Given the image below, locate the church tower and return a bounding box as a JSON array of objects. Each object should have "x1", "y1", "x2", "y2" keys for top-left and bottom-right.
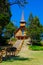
[{"x1": 15, "y1": 10, "x2": 27, "y2": 39}]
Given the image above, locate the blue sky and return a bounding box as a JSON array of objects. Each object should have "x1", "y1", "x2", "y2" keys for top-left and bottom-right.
[{"x1": 10, "y1": 0, "x2": 43, "y2": 27}]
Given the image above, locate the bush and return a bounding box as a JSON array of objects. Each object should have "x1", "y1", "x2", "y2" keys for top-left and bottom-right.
[
  {"x1": 11, "y1": 37, "x2": 17, "y2": 42},
  {"x1": 31, "y1": 39, "x2": 41, "y2": 46},
  {"x1": 29, "y1": 45, "x2": 43, "y2": 51},
  {"x1": 40, "y1": 41, "x2": 43, "y2": 46}
]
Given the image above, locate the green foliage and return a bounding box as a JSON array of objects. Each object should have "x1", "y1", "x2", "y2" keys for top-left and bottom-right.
[
  {"x1": 0, "y1": 0, "x2": 11, "y2": 36},
  {"x1": 29, "y1": 45, "x2": 43, "y2": 51},
  {"x1": 4, "y1": 22, "x2": 17, "y2": 39},
  {"x1": 0, "y1": 0, "x2": 11, "y2": 46},
  {"x1": 5, "y1": 22, "x2": 17, "y2": 32},
  {"x1": 0, "y1": 0, "x2": 28, "y2": 46},
  {"x1": 11, "y1": 37, "x2": 17, "y2": 41},
  {"x1": 27, "y1": 13, "x2": 43, "y2": 45}
]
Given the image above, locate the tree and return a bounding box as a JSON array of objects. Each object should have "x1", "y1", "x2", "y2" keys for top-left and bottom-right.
[
  {"x1": 27, "y1": 13, "x2": 43, "y2": 45},
  {"x1": 0, "y1": 0, "x2": 11, "y2": 46},
  {"x1": 0, "y1": 0, "x2": 27, "y2": 46},
  {"x1": 8, "y1": 0, "x2": 28, "y2": 7},
  {"x1": 4, "y1": 22, "x2": 17, "y2": 39},
  {"x1": 0, "y1": 0, "x2": 11, "y2": 35}
]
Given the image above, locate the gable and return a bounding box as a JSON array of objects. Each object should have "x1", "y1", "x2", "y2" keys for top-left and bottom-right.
[{"x1": 15, "y1": 29, "x2": 22, "y2": 36}]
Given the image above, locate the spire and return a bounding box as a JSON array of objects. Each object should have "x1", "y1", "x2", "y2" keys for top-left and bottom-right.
[{"x1": 21, "y1": 10, "x2": 25, "y2": 22}]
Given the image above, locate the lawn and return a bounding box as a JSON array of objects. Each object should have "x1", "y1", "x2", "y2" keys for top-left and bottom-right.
[{"x1": 0, "y1": 45, "x2": 43, "y2": 65}]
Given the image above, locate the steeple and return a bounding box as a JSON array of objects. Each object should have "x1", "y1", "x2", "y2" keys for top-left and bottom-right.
[
  {"x1": 21, "y1": 10, "x2": 25, "y2": 22},
  {"x1": 20, "y1": 10, "x2": 26, "y2": 27}
]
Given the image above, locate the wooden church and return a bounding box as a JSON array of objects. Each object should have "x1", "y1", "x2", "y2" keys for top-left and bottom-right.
[{"x1": 15, "y1": 11, "x2": 28, "y2": 39}]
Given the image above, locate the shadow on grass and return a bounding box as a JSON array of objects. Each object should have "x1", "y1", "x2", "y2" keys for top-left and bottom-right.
[{"x1": 2, "y1": 56, "x2": 33, "y2": 62}]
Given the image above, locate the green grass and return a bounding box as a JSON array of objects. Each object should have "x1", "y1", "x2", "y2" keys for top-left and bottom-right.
[
  {"x1": 0, "y1": 44, "x2": 43, "y2": 65},
  {"x1": 29, "y1": 45, "x2": 43, "y2": 50},
  {"x1": 0, "y1": 51, "x2": 43, "y2": 65}
]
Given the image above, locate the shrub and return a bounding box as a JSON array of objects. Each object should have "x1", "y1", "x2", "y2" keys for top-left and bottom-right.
[
  {"x1": 11, "y1": 37, "x2": 17, "y2": 42},
  {"x1": 29, "y1": 45, "x2": 43, "y2": 51}
]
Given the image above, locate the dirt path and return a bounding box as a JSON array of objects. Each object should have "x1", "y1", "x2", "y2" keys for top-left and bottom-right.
[
  {"x1": 18, "y1": 40, "x2": 33, "y2": 58},
  {"x1": 18, "y1": 40, "x2": 43, "y2": 65}
]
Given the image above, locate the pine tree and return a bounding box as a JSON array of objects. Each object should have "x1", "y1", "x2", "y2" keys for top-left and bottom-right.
[
  {"x1": 0, "y1": 0, "x2": 11, "y2": 46},
  {"x1": 27, "y1": 13, "x2": 43, "y2": 45}
]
